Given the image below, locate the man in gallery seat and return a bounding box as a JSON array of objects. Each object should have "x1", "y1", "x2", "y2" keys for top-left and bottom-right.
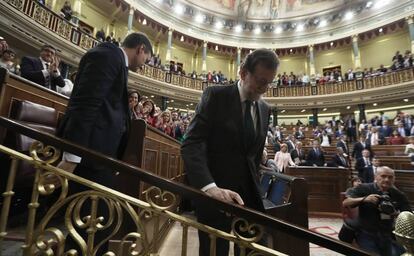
[
  {"x1": 182, "y1": 49, "x2": 279, "y2": 256},
  {"x1": 306, "y1": 140, "x2": 326, "y2": 167},
  {"x1": 20, "y1": 45, "x2": 65, "y2": 92},
  {"x1": 343, "y1": 166, "x2": 411, "y2": 256},
  {"x1": 56, "y1": 32, "x2": 152, "y2": 255}
]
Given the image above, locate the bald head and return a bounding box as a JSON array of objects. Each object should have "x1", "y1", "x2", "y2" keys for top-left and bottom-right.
[{"x1": 375, "y1": 166, "x2": 395, "y2": 191}]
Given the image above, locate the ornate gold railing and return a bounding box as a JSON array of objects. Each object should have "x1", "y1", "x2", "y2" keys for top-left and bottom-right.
[{"x1": 0, "y1": 117, "x2": 372, "y2": 256}]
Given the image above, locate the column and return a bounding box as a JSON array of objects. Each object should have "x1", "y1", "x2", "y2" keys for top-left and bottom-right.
[
  {"x1": 272, "y1": 107, "x2": 278, "y2": 126},
  {"x1": 201, "y1": 41, "x2": 207, "y2": 73},
  {"x1": 358, "y1": 104, "x2": 366, "y2": 123},
  {"x1": 312, "y1": 108, "x2": 318, "y2": 127},
  {"x1": 406, "y1": 15, "x2": 414, "y2": 53},
  {"x1": 236, "y1": 47, "x2": 241, "y2": 78},
  {"x1": 308, "y1": 45, "x2": 315, "y2": 75},
  {"x1": 166, "y1": 28, "x2": 173, "y2": 62},
  {"x1": 351, "y1": 34, "x2": 361, "y2": 69},
  {"x1": 127, "y1": 7, "x2": 134, "y2": 34},
  {"x1": 161, "y1": 96, "x2": 168, "y2": 111},
  {"x1": 72, "y1": 0, "x2": 82, "y2": 26}
]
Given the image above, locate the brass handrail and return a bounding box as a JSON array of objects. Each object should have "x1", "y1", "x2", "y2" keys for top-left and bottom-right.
[{"x1": 0, "y1": 117, "x2": 372, "y2": 255}]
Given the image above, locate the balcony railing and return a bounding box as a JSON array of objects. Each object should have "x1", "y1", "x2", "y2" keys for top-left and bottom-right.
[{"x1": 5, "y1": 0, "x2": 414, "y2": 99}]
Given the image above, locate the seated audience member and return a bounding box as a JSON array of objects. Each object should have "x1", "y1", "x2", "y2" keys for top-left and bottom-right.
[
  {"x1": 380, "y1": 120, "x2": 393, "y2": 137},
  {"x1": 291, "y1": 141, "x2": 306, "y2": 166},
  {"x1": 274, "y1": 143, "x2": 296, "y2": 173},
  {"x1": 343, "y1": 167, "x2": 411, "y2": 256},
  {"x1": 389, "y1": 130, "x2": 405, "y2": 145},
  {"x1": 261, "y1": 149, "x2": 278, "y2": 173},
  {"x1": 285, "y1": 135, "x2": 296, "y2": 153},
  {"x1": 60, "y1": 1, "x2": 72, "y2": 21},
  {"x1": 356, "y1": 149, "x2": 373, "y2": 180},
  {"x1": 335, "y1": 125, "x2": 345, "y2": 138},
  {"x1": 359, "y1": 119, "x2": 368, "y2": 134},
  {"x1": 137, "y1": 99, "x2": 155, "y2": 124},
  {"x1": 331, "y1": 147, "x2": 349, "y2": 168},
  {"x1": 306, "y1": 140, "x2": 326, "y2": 167},
  {"x1": 404, "y1": 136, "x2": 414, "y2": 165},
  {"x1": 174, "y1": 118, "x2": 189, "y2": 142},
  {"x1": 319, "y1": 130, "x2": 332, "y2": 147},
  {"x1": 367, "y1": 127, "x2": 385, "y2": 146},
  {"x1": 336, "y1": 134, "x2": 349, "y2": 156},
  {"x1": 0, "y1": 37, "x2": 8, "y2": 52},
  {"x1": 20, "y1": 45, "x2": 65, "y2": 92},
  {"x1": 156, "y1": 110, "x2": 174, "y2": 137},
  {"x1": 295, "y1": 126, "x2": 305, "y2": 140},
  {"x1": 128, "y1": 90, "x2": 141, "y2": 120},
  {"x1": 377, "y1": 64, "x2": 387, "y2": 73},
  {"x1": 0, "y1": 49, "x2": 18, "y2": 74}
]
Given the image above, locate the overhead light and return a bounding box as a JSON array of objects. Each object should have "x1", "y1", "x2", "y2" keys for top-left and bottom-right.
[
  {"x1": 234, "y1": 24, "x2": 242, "y2": 33},
  {"x1": 275, "y1": 26, "x2": 282, "y2": 33},
  {"x1": 170, "y1": 99, "x2": 174, "y2": 103},
  {"x1": 378, "y1": 28, "x2": 383, "y2": 33},
  {"x1": 190, "y1": 103, "x2": 193, "y2": 106},
  {"x1": 366, "y1": 1, "x2": 373, "y2": 8},
  {"x1": 174, "y1": 4, "x2": 184, "y2": 15},
  {"x1": 215, "y1": 45, "x2": 219, "y2": 51},
  {"x1": 319, "y1": 19, "x2": 327, "y2": 27},
  {"x1": 195, "y1": 14, "x2": 204, "y2": 23},
  {"x1": 281, "y1": 109, "x2": 286, "y2": 113},
  {"x1": 346, "y1": 106, "x2": 351, "y2": 109},
  {"x1": 142, "y1": 18, "x2": 147, "y2": 25},
  {"x1": 166, "y1": 100, "x2": 170, "y2": 103},
  {"x1": 301, "y1": 109, "x2": 306, "y2": 113},
  {"x1": 373, "y1": 103, "x2": 378, "y2": 106},
  {"x1": 322, "y1": 108, "x2": 327, "y2": 111},
  {"x1": 254, "y1": 26, "x2": 261, "y2": 34},
  {"x1": 404, "y1": 98, "x2": 409, "y2": 102},
  {"x1": 215, "y1": 21, "x2": 224, "y2": 29},
  {"x1": 374, "y1": 0, "x2": 391, "y2": 9},
  {"x1": 289, "y1": 49, "x2": 293, "y2": 53},
  {"x1": 249, "y1": 49, "x2": 253, "y2": 54},
  {"x1": 150, "y1": 95, "x2": 154, "y2": 98},
  {"x1": 330, "y1": 42, "x2": 334, "y2": 46},
  {"x1": 180, "y1": 35, "x2": 184, "y2": 42},
  {"x1": 296, "y1": 23, "x2": 304, "y2": 32},
  {"x1": 345, "y1": 11, "x2": 354, "y2": 20}
]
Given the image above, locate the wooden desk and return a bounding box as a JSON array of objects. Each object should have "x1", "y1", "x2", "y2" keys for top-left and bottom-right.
[{"x1": 286, "y1": 166, "x2": 351, "y2": 215}]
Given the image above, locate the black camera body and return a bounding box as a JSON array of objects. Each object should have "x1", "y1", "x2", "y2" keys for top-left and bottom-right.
[{"x1": 378, "y1": 194, "x2": 396, "y2": 215}]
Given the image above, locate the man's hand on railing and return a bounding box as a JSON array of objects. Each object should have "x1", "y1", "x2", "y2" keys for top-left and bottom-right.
[{"x1": 205, "y1": 186, "x2": 244, "y2": 205}]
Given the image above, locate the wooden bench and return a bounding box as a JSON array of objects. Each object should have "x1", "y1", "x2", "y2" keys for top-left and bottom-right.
[
  {"x1": 371, "y1": 145, "x2": 406, "y2": 156},
  {"x1": 286, "y1": 166, "x2": 351, "y2": 215},
  {"x1": 375, "y1": 156, "x2": 414, "y2": 170},
  {"x1": 394, "y1": 170, "x2": 414, "y2": 208}
]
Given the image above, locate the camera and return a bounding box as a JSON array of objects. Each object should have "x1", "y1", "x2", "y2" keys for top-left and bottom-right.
[{"x1": 378, "y1": 194, "x2": 396, "y2": 215}]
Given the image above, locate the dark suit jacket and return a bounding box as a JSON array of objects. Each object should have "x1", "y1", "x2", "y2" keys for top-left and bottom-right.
[
  {"x1": 362, "y1": 166, "x2": 375, "y2": 183},
  {"x1": 380, "y1": 125, "x2": 393, "y2": 137},
  {"x1": 20, "y1": 56, "x2": 65, "y2": 91},
  {"x1": 336, "y1": 140, "x2": 349, "y2": 154},
  {"x1": 356, "y1": 157, "x2": 372, "y2": 178},
  {"x1": 306, "y1": 148, "x2": 325, "y2": 166},
  {"x1": 181, "y1": 84, "x2": 269, "y2": 212},
  {"x1": 294, "y1": 131, "x2": 305, "y2": 140},
  {"x1": 290, "y1": 148, "x2": 305, "y2": 164},
  {"x1": 332, "y1": 154, "x2": 349, "y2": 168},
  {"x1": 352, "y1": 142, "x2": 371, "y2": 159},
  {"x1": 367, "y1": 133, "x2": 385, "y2": 146},
  {"x1": 56, "y1": 42, "x2": 129, "y2": 187}
]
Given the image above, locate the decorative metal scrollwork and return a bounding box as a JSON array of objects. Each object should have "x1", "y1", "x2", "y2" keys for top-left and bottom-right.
[
  {"x1": 29, "y1": 141, "x2": 61, "y2": 165},
  {"x1": 144, "y1": 186, "x2": 176, "y2": 211},
  {"x1": 231, "y1": 217, "x2": 264, "y2": 243}
]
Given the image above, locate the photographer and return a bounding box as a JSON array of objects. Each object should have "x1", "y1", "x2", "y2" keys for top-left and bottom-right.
[{"x1": 343, "y1": 167, "x2": 411, "y2": 256}]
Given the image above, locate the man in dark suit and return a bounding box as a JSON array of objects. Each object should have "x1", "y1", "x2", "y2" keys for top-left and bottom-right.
[
  {"x1": 56, "y1": 32, "x2": 152, "y2": 255},
  {"x1": 20, "y1": 44, "x2": 65, "y2": 91},
  {"x1": 291, "y1": 141, "x2": 306, "y2": 166},
  {"x1": 336, "y1": 134, "x2": 349, "y2": 156},
  {"x1": 285, "y1": 135, "x2": 296, "y2": 153},
  {"x1": 362, "y1": 157, "x2": 380, "y2": 183},
  {"x1": 345, "y1": 115, "x2": 357, "y2": 143},
  {"x1": 355, "y1": 149, "x2": 373, "y2": 180},
  {"x1": 380, "y1": 120, "x2": 393, "y2": 137},
  {"x1": 331, "y1": 147, "x2": 349, "y2": 168},
  {"x1": 352, "y1": 135, "x2": 371, "y2": 159},
  {"x1": 367, "y1": 127, "x2": 385, "y2": 146},
  {"x1": 306, "y1": 140, "x2": 326, "y2": 167},
  {"x1": 181, "y1": 49, "x2": 279, "y2": 256}
]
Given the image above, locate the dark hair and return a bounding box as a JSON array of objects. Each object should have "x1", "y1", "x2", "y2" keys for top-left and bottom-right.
[
  {"x1": 240, "y1": 48, "x2": 279, "y2": 74},
  {"x1": 128, "y1": 90, "x2": 141, "y2": 102},
  {"x1": 142, "y1": 99, "x2": 155, "y2": 117},
  {"x1": 2, "y1": 49, "x2": 15, "y2": 55},
  {"x1": 351, "y1": 176, "x2": 361, "y2": 184},
  {"x1": 40, "y1": 44, "x2": 56, "y2": 52},
  {"x1": 122, "y1": 32, "x2": 153, "y2": 56}
]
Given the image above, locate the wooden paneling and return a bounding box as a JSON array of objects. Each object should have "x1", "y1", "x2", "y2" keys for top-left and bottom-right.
[
  {"x1": 395, "y1": 170, "x2": 414, "y2": 207},
  {"x1": 286, "y1": 166, "x2": 351, "y2": 214}
]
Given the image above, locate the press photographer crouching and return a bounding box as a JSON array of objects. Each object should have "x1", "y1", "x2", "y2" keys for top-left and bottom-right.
[{"x1": 342, "y1": 166, "x2": 412, "y2": 256}]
